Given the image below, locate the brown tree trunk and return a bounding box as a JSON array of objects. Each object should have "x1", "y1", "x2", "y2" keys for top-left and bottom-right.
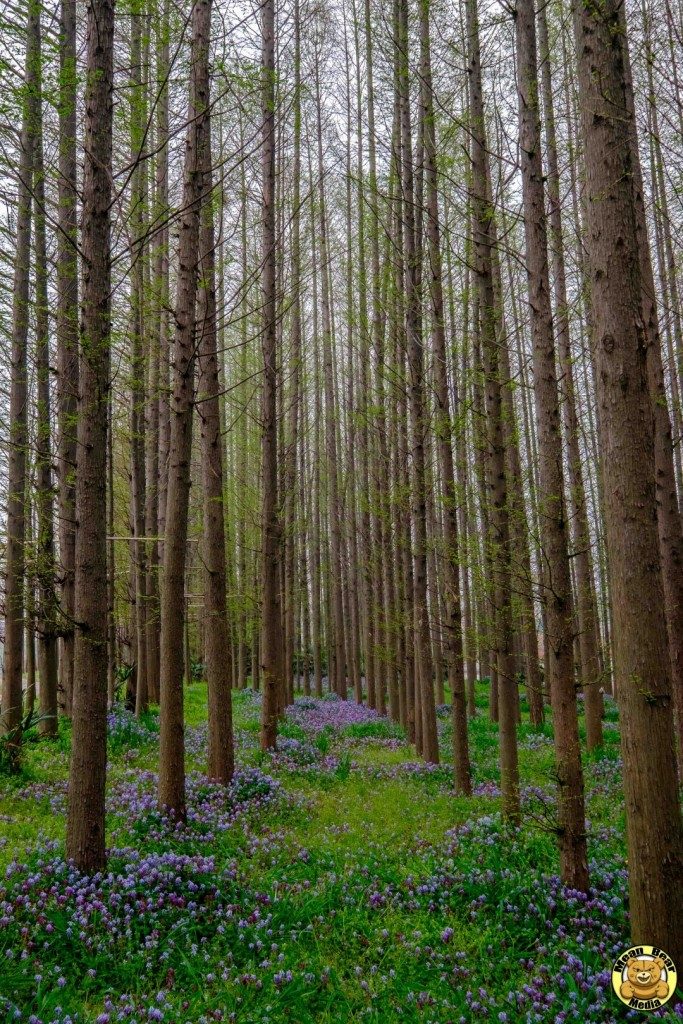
[
  {"x1": 516, "y1": 0, "x2": 588, "y2": 889},
  {"x1": 56, "y1": 0, "x2": 79, "y2": 719},
  {"x1": 397, "y1": 0, "x2": 439, "y2": 764},
  {"x1": 158, "y1": 0, "x2": 212, "y2": 816},
  {"x1": 466, "y1": 0, "x2": 518, "y2": 818},
  {"x1": 448, "y1": 244, "x2": 478, "y2": 716},
  {"x1": 107, "y1": 405, "x2": 116, "y2": 706},
  {"x1": 308, "y1": 186, "x2": 324, "y2": 702},
  {"x1": 33, "y1": 46, "x2": 59, "y2": 738},
  {"x1": 283, "y1": 0, "x2": 302, "y2": 709},
  {"x1": 314, "y1": 58, "x2": 347, "y2": 701},
  {"x1": 342, "y1": 28, "x2": 363, "y2": 707},
  {"x1": 146, "y1": 0, "x2": 169, "y2": 707},
  {"x1": 198, "y1": 111, "x2": 234, "y2": 785},
  {"x1": 259, "y1": 0, "x2": 283, "y2": 749},
  {"x1": 25, "y1": 608, "x2": 36, "y2": 721},
  {"x1": 571, "y1": 0, "x2": 683, "y2": 962},
  {"x1": 2, "y1": 0, "x2": 39, "y2": 762},
  {"x1": 537, "y1": 1, "x2": 602, "y2": 750},
  {"x1": 389, "y1": 139, "x2": 417, "y2": 740},
  {"x1": 621, "y1": 6, "x2": 683, "y2": 772},
  {"x1": 66, "y1": 0, "x2": 115, "y2": 872},
  {"x1": 130, "y1": 0, "x2": 148, "y2": 717},
  {"x1": 420, "y1": 0, "x2": 470, "y2": 791}
]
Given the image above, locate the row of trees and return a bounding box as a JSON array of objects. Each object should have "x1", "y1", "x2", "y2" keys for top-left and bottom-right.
[{"x1": 0, "y1": 0, "x2": 681, "y2": 964}]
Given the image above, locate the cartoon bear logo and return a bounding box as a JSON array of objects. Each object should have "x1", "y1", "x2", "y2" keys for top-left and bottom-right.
[
  {"x1": 620, "y1": 957, "x2": 669, "y2": 1001},
  {"x1": 612, "y1": 945, "x2": 677, "y2": 1011}
]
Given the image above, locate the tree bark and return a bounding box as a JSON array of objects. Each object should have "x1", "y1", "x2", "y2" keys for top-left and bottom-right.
[
  {"x1": 314, "y1": 57, "x2": 347, "y2": 701},
  {"x1": 66, "y1": 0, "x2": 115, "y2": 872},
  {"x1": 466, "y1": 0, "x2": 518, "y2": 818},
  {"x1": 198, "y1": 110, "x2": 234, "y2": 785},
  {"x1": 516, "y1": 0, "x2": 588, "y2": 889},
  {"x1": 158, "y1": 0, "x2": 212, "y2": 816},
  {"x1": 397, "y1": 0, "x2": 439, "y2": 764},
  {"x1": 621, "y1": 5, "x2": 683, "y2": 773},
  {"x1": 2, "y1": 0, "x2": 39, "y2": 763},
  {"x1": 130, "y1": 0, "x2": 148, "y2": 717},
  {"x1": 420, "y1": 0, "x2": 470, "y2": 791},
  {"x1": 56, "y1": 0, "x2": 79, "y2": 719},
  {"x1": 283, "y1": 0, "x2": 302, "y2": 709},
  {"x1": 33, "y1": 35, "x2": 59, "y2": 738},
  {"x1": 537, "y1": 1, "x2": 602, "y2": 751},
  {"x1": 571, "y1": 0, "x2": 683, "y2": 962},
  {"x1": 259, "y1": 0, "x2": 283, "y2": 749}
]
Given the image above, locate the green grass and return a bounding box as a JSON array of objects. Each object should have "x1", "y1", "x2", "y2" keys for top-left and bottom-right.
[{"x1": 0, "y1": 681, "x2": 675, "y2": 1024}]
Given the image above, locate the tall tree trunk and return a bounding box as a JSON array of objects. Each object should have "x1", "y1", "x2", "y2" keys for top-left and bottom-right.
[
  {"x1": 107, "y1": 404, "x2": 116, "y2": 706},
  {"x1": 363, "y1": 0, "x2": 384, "y2": 711},
  {"x1": 158, "y1": 0, "x2": 212, "y2": 815},
  {"x1": 343, "y1": 26, "x2": 363, "y2": 707},
  {"x1": 622, "y1": 6, "x2": 683, "y2": 772},
  {"x1": 398, "y1": 0, "x2": 439, "y2": 764},
  {"x1": 66, "y1": 0, "x2": 115, "y2": 872},
  {"x1": 314, "y1": 58, "x2": 347, "y2": 701},
  {"x1": 571, "y1": 0, "x2": 683, "y2": 962},
  {"x1": 198, "y1": 110, "x2": 234, "y2": 785},
  {"x1": 33, "y1": 37, "x2": 59, "y2": 738},
  {"x1": 420, "y1": 0, "x2": 470, "y2": 791},
  {"x1": 146, "y1": 0, "x2": 169, "y2": 706},
  {"x1": 2, "y1": 0, "x2": 39, "y2": 762},
  {"x1": 466, "y1": 0, "x2": 518, "y2": 819},
  {"x1": 56, "y1": 0, "x2": 79, "y2": 718},
  {"x1": 259, "y1": 0, "x2": 283, "y2": 748},
  {"x1": 130, "y1": 0, "x2": 148, "y2": 717},
  {"x1": 537, "y1": 1, "x2": 602, "y2": 749},
  {"x1": 283, "y1": 0, "x2": 302, "y2": 709},
  {"x1": 308, "y1": 174, "x2": 323, "y2": 702},
  {"x1": 516, "y1": 0, "x2": 588, "y2": 890}
]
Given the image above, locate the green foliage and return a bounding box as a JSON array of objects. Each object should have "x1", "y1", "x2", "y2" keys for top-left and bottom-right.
[
  {"x1": 340, "y1": 719, "x2": 405, "y2": 741},
  {"x1": 0, "y1": 682, "x2": 648, "y2": 1024},
  {"x1": 190, "y1": 656, "x2": 205, "y2": 683},
  {"x1": 106, "y1": 705, "x2": 159, "y2": 754},
  {"x1": 0, "y1": 708, "x2": 51, "y2": 777},
  {"x1": 314, "y1": 726, "x2": 333, "y2": 753},
  {"x1": 334, "y1": 750, "x2": 351, "y2": 780}
]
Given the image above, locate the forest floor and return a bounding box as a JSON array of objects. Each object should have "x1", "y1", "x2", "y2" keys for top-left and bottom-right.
[{"x1": 0, "y1": 683, "x2": 679, "y2": 1024}]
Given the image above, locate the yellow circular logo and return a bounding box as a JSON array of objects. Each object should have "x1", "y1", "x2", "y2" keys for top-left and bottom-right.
[{"x1": 612, "y1": 945, "x2": 677, "y2": 1011}]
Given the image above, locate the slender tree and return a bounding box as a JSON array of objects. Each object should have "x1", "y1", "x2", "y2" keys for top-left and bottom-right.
[
  {"x1": 66, "y1": 0, "x2": 115, "y2": 872},
  {"x1": 33, "y1": 23, "x2": 59, "y2": 738},
  {"x1": 420, "y1": 0, "x2": 470, "y2": 791},
  {"x1": 259, "y1": 0, "x2": 283, "y2": 749},
  {"x1": 515, "y1": 0, "x2": 588, "y2": 889},
  {"x1": 397, "y1": 0, "x2": 439, "y2": 763},
  {"x1": 2, "y1": 0, "x2": 41, "y2": 763},
  {"x1": 314, "y1": 49, "x2": 347, "y2": 701},
  {"x1": 56, "y1": 0, "x2": 79, "y2": 718},
  {"x1": 537, "y1": 0, "x2": 602, "y2": 751},
  {"x1": 466, "y1": 0, "x2": 519, "y2": 819},
  {"x1": 158, "y1": 0, "x2": 213, "y2": 816},
  {"x1": 198, "y1": 105, "x2": 235, "y2": 785}
]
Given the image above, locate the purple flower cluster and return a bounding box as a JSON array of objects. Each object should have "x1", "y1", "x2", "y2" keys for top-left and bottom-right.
[
  {"x1": 105, "y1": 766, "x2": 287, "y2": 848},
  {"x1": 266, "y1": 736, "x2": 342, "y2": 776},
  {"x1": 106, "y1": 708, "x2": 159, "y2": 750},
  {"x1": 14, "y1": 780, "x2": 68, "y2": 816},
  {"x1": 285, "y1": 695, "x2": 383, "y2": 734}
]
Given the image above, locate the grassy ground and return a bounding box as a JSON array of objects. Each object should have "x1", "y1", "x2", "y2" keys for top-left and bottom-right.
[{"x1": 0, "y1": 682, "x2": 678, "y2": 1024}]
